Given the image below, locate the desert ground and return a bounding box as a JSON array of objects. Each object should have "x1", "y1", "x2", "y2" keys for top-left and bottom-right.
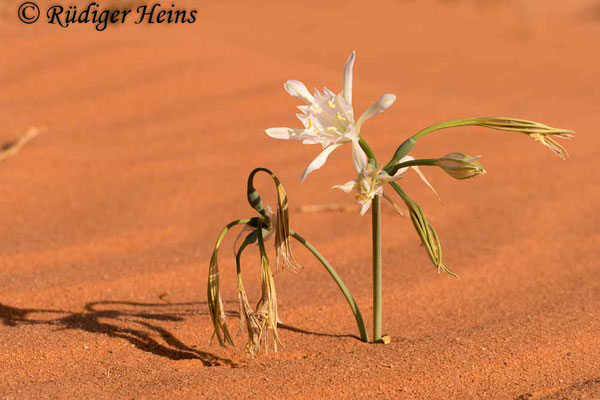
[{"x1": 1, "y1": 0, "x2": 599, "y2": 398}]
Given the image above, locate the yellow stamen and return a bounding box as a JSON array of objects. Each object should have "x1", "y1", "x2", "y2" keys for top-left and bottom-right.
[
  {"x1": 327, "y1": 99, "x2": 336, "y2": 109},
  {"x1": 336, "y1": 112, "x2": 347, "y2": 122},
  {"x1": 326, "y1": 126, "x2": 340, "y2": 134}
]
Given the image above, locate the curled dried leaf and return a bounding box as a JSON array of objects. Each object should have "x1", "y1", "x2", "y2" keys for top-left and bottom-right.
[{"x1": 247, "y1": 168, "x2": 301, "y2": 272}]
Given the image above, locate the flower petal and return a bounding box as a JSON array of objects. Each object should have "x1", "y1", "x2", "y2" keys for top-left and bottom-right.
[
  {"x1": 377, "y1": 170, "x2": 396, "y2": 183},
  {"x1": 332, "y1": 180, "x2": 356, "y2": 193},
  {"x1": 356, "y1": 94, "x2": 396, "y2": 130},
  {"x1": 411, "y1": 165, "x2": 441, "y2": 202},
  {"x1": 284, "y1": 80, "x2": 314, "y2": 104},
  {"x1": 323, "y1": 87, "x2": 336, "y2": 98},
  {"x1": 388, "y1": 155, "x2": 440, "y2": 200},
  {"x1": 302, "y1": 138, "x2": 321, "y2": 145},
  {"x1": 300, "y1": 143, "x2": 343, "y2": 182},
  {"x1": 391, "y1": 155, "x2": 414, "y2": 178},
  {"x1": 342, "y1": 51, "x2": 356, "y2": 104},
  {"x1": 265, "y1": 127, "x2": 306, "y2": 140},
  {"x1": 382, "y1": 192, "x2": 405, "y2": 216},
  {"x1": 359, "y1": 200, "x2": 372, "y2": 216},
  {"x1": 351, "y1": 139, "x2": 368, "y2": 173}
]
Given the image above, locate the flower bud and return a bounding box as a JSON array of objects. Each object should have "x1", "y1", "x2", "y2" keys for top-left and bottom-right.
[{"x1": 435, "y1": 152, "x2": 486, "y2": 180}]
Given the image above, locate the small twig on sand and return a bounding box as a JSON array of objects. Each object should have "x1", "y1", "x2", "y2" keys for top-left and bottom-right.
[
  {"x1": 299, "y1": 202, "x2": 405, "y2": 216},
  {"x1": 298, "y1": 203, "x2": 359, "y2": 213},
  {"x1": 0, "y1": 126, "x2": 44, "y2": 163}
]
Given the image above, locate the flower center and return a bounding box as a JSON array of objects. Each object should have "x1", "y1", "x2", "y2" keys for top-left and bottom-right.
[{"x1": 305, "y1": 89, "x2": 355, "y2": 141}]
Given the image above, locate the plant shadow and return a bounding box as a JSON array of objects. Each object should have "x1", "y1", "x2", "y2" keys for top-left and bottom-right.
[
  {"x1": 0, "y1": 300, "x2": 237, "y2": 367},
  {"x1": 277, "y1": 322, "x2": 360, "y2": 340},
  {"x1": 0, "y1": 300, "x2": 360, "y2": 365}
]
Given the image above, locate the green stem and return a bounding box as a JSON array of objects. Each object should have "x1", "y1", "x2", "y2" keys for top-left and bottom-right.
[
  {"x1": 359, "y1": 136, "x2": 384, "y2": 342},
  {"x1": 358, "y1": 137, "x2": 377, "y2": 165},
  {"x1": 384, "y1": 158, "x2": 438, "y2": 176},
  {"x1": 289, "y1": 230, "x2": 369, "y2": 342},
  {"x1": 372, "y1": 195, "x2": 382, "y2": 342},
  {"x1": 411, "y1": 118, "x2": 482, "y2": 141},
  {"x1": 385, "y1": 117, "x2": 484, "y2": 168},
  {"x1": 388, "y1": 181, "x2": 409, "y2": 202}
]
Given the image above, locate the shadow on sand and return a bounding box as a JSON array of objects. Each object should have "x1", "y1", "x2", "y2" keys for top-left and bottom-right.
[
  {"x1": 0, "y1": 300, "x2": 236, "y2": 366},
  {"x1": 0, "y1": 300, "x2": 358, "y2": 366}
]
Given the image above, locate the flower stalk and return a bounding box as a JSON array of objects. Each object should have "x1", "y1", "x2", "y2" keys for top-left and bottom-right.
[
  {"x1": 358, "y1": 139, "x2": 384, "y2": 342},
  {"x1": 371, "y1": 195, "x2": 382, "y2": 342}
]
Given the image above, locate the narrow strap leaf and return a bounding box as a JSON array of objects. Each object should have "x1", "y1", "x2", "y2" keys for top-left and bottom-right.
[
  {"x1": 207, "y1": 219, "x2": 252, "y2": 347},
  {"x1": 289, "y1": 229, "x2": 369, "y2": 342}
]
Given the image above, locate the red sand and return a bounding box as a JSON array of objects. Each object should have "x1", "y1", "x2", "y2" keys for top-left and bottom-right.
[{"x1": 1, "y1": 0, "x2": 599, "y2": 398}]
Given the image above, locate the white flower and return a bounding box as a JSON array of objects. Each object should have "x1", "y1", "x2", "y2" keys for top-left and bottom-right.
[
  {"x1": 265, "y1": 51, "x2": 396, "y2": 181},
  {"x1": 334, "y1": 146, "x2": 437, "y2": 216}
]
